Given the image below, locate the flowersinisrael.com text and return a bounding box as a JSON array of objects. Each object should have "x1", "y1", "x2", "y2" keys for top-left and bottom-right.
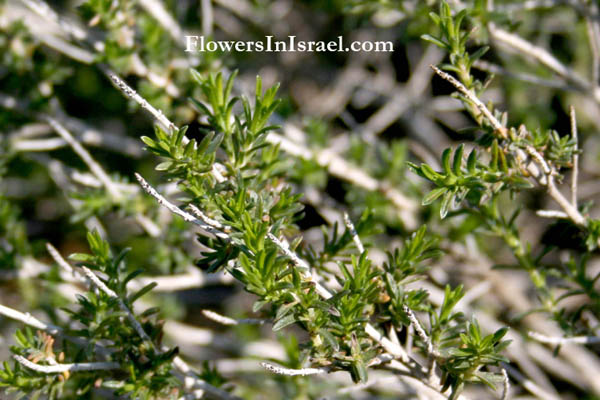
[{"x1": 184, "y1": 35, "x2": 394, "y2": 53}]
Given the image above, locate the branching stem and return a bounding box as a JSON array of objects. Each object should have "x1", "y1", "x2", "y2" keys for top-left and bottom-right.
[
  {"x1": 343, "y1": 212, "x2": 365, "y2": 254},
  {"x1": 528, "y1": 331, "x2": 600, "y2": 345},
  {"x1": 431, "y1": 65, "x2": 588, "y2": 227},
  {"x1": 202, "y1": 310, "x2": 268, "y2": 326},
  {"x1": 13, "y1": 355, "x2": 119, "y2": 373},
  {"x1": 260, "y1": 362, "x2": 329, "y2": 376}
]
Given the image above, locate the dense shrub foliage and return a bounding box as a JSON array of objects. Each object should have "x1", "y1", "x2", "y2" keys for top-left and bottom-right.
[{"x1": 2, "y1": 0, "x2": 600, "y2": 399}]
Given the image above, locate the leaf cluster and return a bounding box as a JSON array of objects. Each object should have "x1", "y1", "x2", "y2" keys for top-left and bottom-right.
[
  {"x1": 0, "y1": 232, "x2": 179, "y2": 399},
  {"x1": 409, "y1": 142, "x2": 532, "y2": 218}
]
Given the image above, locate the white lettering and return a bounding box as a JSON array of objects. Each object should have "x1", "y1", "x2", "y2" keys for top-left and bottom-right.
[{"x1": 185, "y1": 36, "x2": 198, "y2": 52}]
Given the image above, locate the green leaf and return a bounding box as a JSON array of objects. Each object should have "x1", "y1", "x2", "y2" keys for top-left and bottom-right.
[
  {"x1": 454, "y1": 9, "x2": 468, "y2": 34},
  {"x1": 475, "y1": 371, "x2": 503, "y2": 389},
  {"x1": 350, "y1": 360, "x2": 368, "y2": 384},
  {"x1": 440, "y1": 190, "x2": 453, "y2": 218},
  {"x1": 122, "y1": 269, "x2": 144, "y2": 286},
  {"x1": 469, "y1": 46, "x2": 489, "y2": 62},
  {"x1": 128, "y1": 282, "x2": 158, "y2": 304},
  {"x1": 272, "y1": 314, "x2": 297, "y2": 331},
  {"x1": 492, "y1": 327, "x2": 509, "y2": 342},
  {"x1": 141, "y1": 136, "x2": 156, "y2": 147},
  {"x1": 155, "y1": 161, "x2": 173, "y2": 171},
  {"x1": 190, "y1": 68, "x2": 204, "y2": 85},
  {"x1": 140, "y1": 307, "x2": 161, "y2": 318},
  {"x1": 467, "y1": 149, "x2": 477, "y2": 173},
  {"x1": 490, "y1": 140, "x2": 499, "y2": 170},
  {"x1": 69, "y1": 253, "x2": 94, "y2": 262},
  {"x1": 421, "y1": 34, "x2": 447, "y2": 49},
  {"x1": 423, "y1": 187, "x2": 448, "y2": 206},
  {"x1": 420, "y1": 164, "x2": 441, "y2": 181},
  {"x1": 452, "y1": 144, "x2": 464, "y2": 176},
  {"x1": 442, "y1": 148, "x2": 452, "y2": 175},
  {"x1": 275, "y1": 302, "x2": 296, "y2": 321},
  {"x1": 252, "y1": 300, "x2": 268, "y2": 313},
  {"x1": 428, "y1": 11, "x2": 441, "y2": 26},
  {"x1": 319, "y1": 329, "x2": 339, "y2": 351}
]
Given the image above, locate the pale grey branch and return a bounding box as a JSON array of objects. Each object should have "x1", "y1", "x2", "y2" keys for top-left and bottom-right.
[
  {"x1": 260, "y1": 362, "x2": 328, "y2": 376},
  {"x1": 343, "y1": 212, "x2": 365, "y2": 254},
  {"x1": 135, "y1": 173, "x2": 230, "y2": 239},
  {"x1": 529, "y1": 331, "x2": 600, "y2": 345},
  {"x1": 202, "y1": 310, "x2": 268, "y2": 326},
  {"x1": 14, "y1": 355, "x2": 119, "y2": 373}
]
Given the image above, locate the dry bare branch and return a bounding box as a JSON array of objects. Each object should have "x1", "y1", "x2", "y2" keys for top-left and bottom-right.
[{"x1": 13, "y1": 355, "x2": 119, "y2": 373}]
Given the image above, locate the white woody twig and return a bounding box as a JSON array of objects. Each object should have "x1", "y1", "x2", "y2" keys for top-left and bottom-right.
[
  {"x1": 503, "y1": 363, "x2": 560, "y2": 400},
  {"x1": 402, "y1": 305, "x2": 438, "y2": 358},
  {"x1": 135, "y1": 173, "x2": 230, "y2": 240},
  {"x1": 473, "y1": 60, "x2": 575, "y2": 90},
  {"x1": 586, "y1": 14, "x2": 600, "y2": 85},
  {"x1": 402, "y1": 304, "x2": 439, "y2": 381},
  {"x1": 19, "y1": 0, "x2": 103, "y2": 51},
  {"x1": 536, "y1": 210, "x2": 569, "y2": 219},
  {"x1": 488, "y1": 24, "x2": 593, "y2": 98},
  {"x1": 136, "y1": 0, "x2": 183, "y2": 44},
  {"x1": 11, "y1": 132, "x2": 139, "y2": 158},
  {"x1": 172, "y1": 356, "x2": 241, "y2": 400},
  {"x1": 501, "y1": 367, "x2": 510, "y2": 400},
  {"x1": 0, "y1": 93, "x2": 159, "y2": 236},
  {"x1": 528, "y1": 331, "x2": 600, "y2": 345},
  {"x1": 0, "y1": 302, "x2": 114, "y2": 357},
  {"x1": 343, "y1": 212, "x2": 365, "y2": 254},
  {"x1": 202, "y1": 310, "x2": 267, "y2": 326},
  {"x1": 569, "y1": 106, "x2": 579, "y2": 208},
  {"x1": 108, "y1": 74, "x2": 177, "y2": 133},
  {"x1": 0, "y1": 304, "x2": 61, "y2": 336},
  {"x1": 11, "y1": 137, "x2": 67, "y2": 152},
  {"x1": 260, "y1": 362, "x2": 328, "y2": 376},
  {"x1": 267, "y1": 232, "x2": 337, "y2": 298},
  {"x1": 2, "y1": 93, "x2": 142, "y2": 158},
  {"x1": 188, "y1": 204, "x2": 227, "y2": 230},
  {"x1": 266, "y1": 233, "x2": 311, "y2": 270},
  {"x1": 46, "y1": 243, "x2": 91, "y2": 285},
  {"x1": 19, "y1": 0, "x2": 180, "y2": 96},
  {"x1": 201, "y1": 0, "x2": 214, "y2": 36},
  {"x1": 497, "y1": 0, "x2": 583, "y2": 14},
  {"x1": 136, "y1": 144, "x2": 414, "y2": 373},
  {"x1": 163, "y1": 320, "x2": 229, "y2": 347},
  {"x1": 44, "y1": 117, "x2": 122, "y2": 201},
  {"x1": 430, "y1": 65, "x2": 506, "y2": 137},
  {"x1": 83, "y1": 265, "x2": 153, "y2": 344},
  {"x1": 13, "y1": 355, "x2": 119, "y2": 373}
]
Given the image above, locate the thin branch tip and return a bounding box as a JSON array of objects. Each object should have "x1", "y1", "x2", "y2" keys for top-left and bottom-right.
[{"x1": 260, "y1": 362, "x2": 327, "y2": 376}]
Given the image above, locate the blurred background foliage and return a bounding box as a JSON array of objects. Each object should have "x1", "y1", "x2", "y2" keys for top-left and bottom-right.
[{"x1": 2, "y1": 0, "x2": 600, "y2": 398}]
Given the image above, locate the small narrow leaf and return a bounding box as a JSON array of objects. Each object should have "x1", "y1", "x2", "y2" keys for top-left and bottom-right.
[
  {"x1": 421, "y1": 34, "x2": 448, "y2": 49},
  {"x1": 442, "y1": 148, "x2": 452, "y2": 175},
  {"x1": 440, "y1": 190, "x2": 454, "y2": 218},
  {"x1": 452, "y1": 144, "x2": 464, "y2": 176},
  {"x1": 423, "y1": 187, "x2": 448, "y2": 206},
  {"x1": 128, "y1": 282, "x2": 158, "y2": 304},
  {"x1": 272, "y1": 314, "x2": 297, "y2": 331},
  {"x1": 467, "y1": 149, "x2": 477, "y2": 173}
]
